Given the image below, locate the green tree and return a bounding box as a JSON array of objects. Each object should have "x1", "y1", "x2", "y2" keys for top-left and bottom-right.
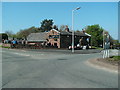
[
  {"x1": 16, "y1": 26, "x2": 40, "y2": 39},
  {"x1": 112, "y1": 39, "x2": 120, "y2": 48},
  {"x1": 0, "y1": 33, "x2": 8, "y2": 42},
  {"x1": 5, "y1": 30, "x2": 17, "y2": 39},
  {"x1": 53, "y1": 25, "x2": 58, "y2": 30},
  {"x1": 40, "y1": 19, "x2": 54, "y2": 32},
  {"x1": 85, "y1": 24, "x2": 104, "y2": 47}
]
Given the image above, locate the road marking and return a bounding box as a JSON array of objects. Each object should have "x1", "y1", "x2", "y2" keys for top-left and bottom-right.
[
  {"x1": 13, "y1": 52, "x2": 45, "y2": 57},
  {"x1": 14, "y1": 52, "x2": 30, "y2": 57},
  {"x1": 40, "y1": 54, "x2": 44, "y2": 55}
]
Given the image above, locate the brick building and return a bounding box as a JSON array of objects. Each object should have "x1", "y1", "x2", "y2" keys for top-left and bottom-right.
[
  {"x1": 47, "y1": 29, "x2": 91, "y2": 48},
  {"x1": 27, "y1": 29, "x2": 91, "y2": 48}
]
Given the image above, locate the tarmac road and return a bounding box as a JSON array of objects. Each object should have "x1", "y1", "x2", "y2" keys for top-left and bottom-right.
[{"x1": 1, "y1": 48, "x2": 118, "y2": 88}]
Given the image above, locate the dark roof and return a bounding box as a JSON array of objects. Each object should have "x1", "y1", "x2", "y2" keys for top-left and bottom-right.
[
  {"x1": 60, "y1": 31, "x2": 72, "y2": 35},
  {"x1": 60, "y1": 31, "x2": 90, "y2": 37},
  {"x1": 27, "y1": 32, "x2": 47, "y2": 42},
  {"x1": 74, "y1": 32, "x2": 89, "y2": 36},
  {"x1": 50, "y1": 29, "x2": 90, "y2": 37}
]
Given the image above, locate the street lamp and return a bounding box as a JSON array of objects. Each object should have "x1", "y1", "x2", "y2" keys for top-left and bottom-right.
[{"x1": 72, "y1": 7, "x2": 81, "y2": 53}]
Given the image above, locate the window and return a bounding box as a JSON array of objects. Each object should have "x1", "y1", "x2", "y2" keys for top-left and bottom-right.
[
  {"x1": 54, "y1": 38, "x2": 58, "y2": 41},
  {"x1": 49, "y1": 35, "x2": 59, "y2": 39},
  {"x1": 49, "y1": 35, "x2": 52, "y2": 38}
]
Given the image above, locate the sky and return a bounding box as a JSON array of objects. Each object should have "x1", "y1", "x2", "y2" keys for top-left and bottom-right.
[
  {"x1": 1, "y1": 2, "x2": 118, "y2": 40},
  {"x1": 1, "y1": 0, "x2": 119, "y2": 2}
]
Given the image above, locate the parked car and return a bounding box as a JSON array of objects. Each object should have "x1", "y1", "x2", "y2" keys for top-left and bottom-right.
[
  {"x1": 68, "y1": 44, "x2": 82, "y2": 50},
  {"x1": 68, "y1": 45, "x2": 77, "y2": 50}
]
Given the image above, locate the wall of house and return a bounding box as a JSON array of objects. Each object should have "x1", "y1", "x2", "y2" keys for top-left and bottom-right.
[
  {"x1": 75, "y1": 36, "x2": 81, "y2": 45},
  {"x1": 60, "y1": 35, "x2": 90, "y2": 48},
  {"x1": 47, "y1": 30, "x2": 60, "y2": 48},
  {"x1": 60, "y1": 35, "x2": 72, "y2": 48}
]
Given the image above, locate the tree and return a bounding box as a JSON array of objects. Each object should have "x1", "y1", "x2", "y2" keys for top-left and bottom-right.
[
  {"x1": 111, "y1": 39, "x2": 120, "y2": 49},
  {"x1": 40, "y1": 19, "x2": 54, "y2": 32},
  {"x1": 5, "y1": 30, "x2": 14, "y2": 37},
  {"x1": 76, "y1": 30, "x2": 81, "y2": 33},
  {"x1": 53, "y1": 25, "x2": 58, "y2": 30},
  {"x1": 85, "y1": 24, "x2": 104, "y2": 47},
  {"x1": 16, "y1": 26, "x2": 40, "y2": 39},
  {"x1": 59, "y1": 25, "x2": 67, "y2": 32},
  {"x1": 0, "y1": 33, "x2": 8, "y2": 42},
  {"x1": 17, "y1": 30, "x2": 29, "y2": 39},
  {"x1": 5, "y1": 30, "x2": 18, "y2": 39}
]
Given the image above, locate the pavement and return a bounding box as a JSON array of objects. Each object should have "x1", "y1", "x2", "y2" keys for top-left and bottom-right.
[
  {"x1": 86, "y1": 49, "x2": 119, "y2": 74},
  {"x1": 1, "y1": 48, "x2": 118, "y2": 88},
  {"x1": 20, "y1": 48, "x2": 102, "y2": 54},
  {"x1": 86, "y1": 58, "x2": 118, "y2": 73}
]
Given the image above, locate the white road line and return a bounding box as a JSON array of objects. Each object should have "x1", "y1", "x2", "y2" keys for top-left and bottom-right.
[
  {"x1": 13, "y1": 52, "x2": 45, "y2": 57},
  {"x1": 14, "y1": 53, "x2": 30, "y2": 57}
]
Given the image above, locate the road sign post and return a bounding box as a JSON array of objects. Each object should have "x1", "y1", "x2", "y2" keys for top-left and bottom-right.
[{"x1": 103, "y1": 34, "x2": 110, "y2": 58}]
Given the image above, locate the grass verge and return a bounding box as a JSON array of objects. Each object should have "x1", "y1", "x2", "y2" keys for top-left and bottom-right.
[{"x1": 109, "y1": 56, "x2": 120, "y2": 61}]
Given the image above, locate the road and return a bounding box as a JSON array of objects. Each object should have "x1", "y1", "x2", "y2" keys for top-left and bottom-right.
[{"x1": 1, "y1": 48, "x2": 118, "y2": 88}]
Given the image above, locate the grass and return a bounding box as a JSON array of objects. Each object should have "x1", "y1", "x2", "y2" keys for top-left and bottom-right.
[
  {"x1": 2, "y1": 46, "x2": 10, "y2": 48},
  {"x1": 0, "y1": 45, "x2": 10, "y2": 48},
  {"x1": 91, "y1": 46, "x2": 103, "y2": 50},
  {"x1": 109, "y1": 56, "x2": 120, "y2": 61}
]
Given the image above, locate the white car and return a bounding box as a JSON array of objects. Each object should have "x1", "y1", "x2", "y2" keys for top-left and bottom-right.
[
  {"x1": 68, "y1": 45, "x2": 77, "y2": 50},
  {"x1": 68, "y1": 44, "x2": 82, "y2": 50}
]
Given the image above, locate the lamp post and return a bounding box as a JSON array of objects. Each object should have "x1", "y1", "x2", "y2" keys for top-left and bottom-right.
[{"x1": 72, "y1": 7, "x2": 81, "y2": 53}]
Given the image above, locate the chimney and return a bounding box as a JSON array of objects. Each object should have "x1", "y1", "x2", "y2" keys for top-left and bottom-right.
[
  {"x1": 82, "y1": 29, "x2": 85, "y2": 33},
  {"x1": 65, "y1": 25, "x2": 69, "y2": 32}
]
